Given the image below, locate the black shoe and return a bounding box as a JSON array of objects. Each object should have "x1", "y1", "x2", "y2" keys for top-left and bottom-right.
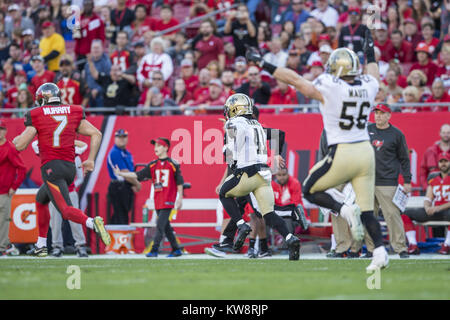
[
  {"x1": 233, "y1": 223, "x2": 252, "y2": 252},
  {"x1": 212, "y1": 242, "x2": 234, "y2": 253},
  {"x1": 258, "y1": 250, "x2": 272, "y2": 258},
  {"x1": 247, "y1": 247, "x2": 257, "y2": 258},
  {"x1": 286, "y1": 235, "x2": 301, "y2": 260},
  {"x1": 50, "y1": 247, "x2": 63, "y2": 257},
  {"x1": 76, "y1": 246, "x2": 88, "y2": 258},
  {"x1": 360, "y1": 252, "x2": 373, "y2": 258},
  {"x1": 347, "y1": 251, "x2": 360, "y2": 258},
  {"x1": 399, "y1": 251, "x2": 409, "y2": 259},
  {"x1": 29, "y1": 246, "x2": 48, "y2": 257},
  {"x1": 327, "y1": 251, "x2": 346, "y2": 258}
]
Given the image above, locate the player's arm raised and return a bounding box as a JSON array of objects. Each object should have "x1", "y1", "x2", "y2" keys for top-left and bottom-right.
[
  {"x1": 246, "y1": 48, "x2": 324, "y2": 104},
  {"x1": 77, "y1": 119, "x2": 102, "y2": 172},
  {"x1": 363, "y1": 28, "x2": 381, "y2": 84}
]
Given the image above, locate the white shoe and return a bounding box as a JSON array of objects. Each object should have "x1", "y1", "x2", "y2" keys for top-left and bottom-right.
[
  {"x1": 340, "y1": 204, "x2": 364, "y2": 242},
  {"x1": 366, "y1": 247, "x2": 389, "y2": 272}
]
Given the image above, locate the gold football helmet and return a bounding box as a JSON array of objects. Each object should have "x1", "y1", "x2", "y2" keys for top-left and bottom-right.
[
  {"x1": 224, "y1": 93, "x2": 253, "y2": 119},
  {"x1": 325, "y1": 48, "x2": 360, "y2": 78}
]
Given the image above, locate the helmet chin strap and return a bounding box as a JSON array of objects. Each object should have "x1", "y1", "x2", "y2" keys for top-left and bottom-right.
[{"x1": 336, "y1": 66, "x2": 343, "y2": 78}]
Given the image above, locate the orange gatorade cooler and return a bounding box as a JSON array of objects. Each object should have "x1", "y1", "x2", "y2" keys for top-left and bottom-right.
[
  {"x1": 105, "y1": 225, "x2": 137, "y2": 254},
  {"x1": 9, "y1": 189, "x2": 39, "y2": 243}
]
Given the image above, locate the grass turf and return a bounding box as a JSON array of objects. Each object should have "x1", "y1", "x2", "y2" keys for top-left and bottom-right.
[{"x1": 0, "y1": 258, "x2": 449, "y2": 300}]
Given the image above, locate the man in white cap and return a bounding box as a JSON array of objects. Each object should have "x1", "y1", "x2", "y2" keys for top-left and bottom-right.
[
  {"x1": 374, "y1": 23, "x2": 393, "y2": 62},
  {"x1": 5, "y1": 5, "x2": 34, "y2": 38}
]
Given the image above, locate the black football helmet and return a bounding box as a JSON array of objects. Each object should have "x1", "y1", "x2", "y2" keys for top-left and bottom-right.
[{"x1": 35, "y1": 83, "x2": 61, "y2": 106}]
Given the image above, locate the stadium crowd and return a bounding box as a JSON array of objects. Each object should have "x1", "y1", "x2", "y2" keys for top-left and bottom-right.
[{"x1": 0, "y1": 0, "x2": 450, "y2": 116}]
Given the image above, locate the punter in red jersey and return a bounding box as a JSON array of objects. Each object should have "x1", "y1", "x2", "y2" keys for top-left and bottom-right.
[
  {"x1": 12, "y1": 83, "x2": 110, "y2": 257},
  {"x1": 114, "y1": 137, "x2": 185, "y2": 258},
  {"x1": 402, "y1": 153, "x2": 450, "y2": 255}
]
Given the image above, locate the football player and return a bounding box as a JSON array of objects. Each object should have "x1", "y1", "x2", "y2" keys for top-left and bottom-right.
[
  {"x1": 13, "y1": 83, "x2": 110, "y2": 256},
  {"x1": 219, "y1": 93, "x2": 301, "y2": 260},
  {"x1": 246, "y1": 29, "x2": 388, "y2": 271}
]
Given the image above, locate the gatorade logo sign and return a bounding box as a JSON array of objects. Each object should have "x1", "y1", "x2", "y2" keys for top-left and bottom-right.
[
  {"x1": 13, "y1": 203, "x2": 37, "y2": 231},
  {"x1": 9, "y1": 190, "x2": 39, "y2": 243}
]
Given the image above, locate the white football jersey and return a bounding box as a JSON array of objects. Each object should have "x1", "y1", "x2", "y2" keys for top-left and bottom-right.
[
  {"x1": 224, "y1": 116, "x2": 268, "y2": 168},
  {"x1": 313, "y1": 73, "x2": 379, "y2": 146}
]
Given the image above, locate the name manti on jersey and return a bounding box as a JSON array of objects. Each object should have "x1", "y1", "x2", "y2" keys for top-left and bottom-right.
[
  {"x1": 313, "y1": 73, "x2": 379, "y2": 145},
  {"x1": 224, "y1": 117, "x2": 267, "y2": 168}
]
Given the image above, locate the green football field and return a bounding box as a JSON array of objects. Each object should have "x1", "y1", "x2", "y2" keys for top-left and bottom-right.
[{"x1": 1, "y1": 255, "x2": 449, "y2": 300}]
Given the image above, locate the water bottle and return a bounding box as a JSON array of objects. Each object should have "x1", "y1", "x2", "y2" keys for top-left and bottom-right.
[{"x1": 142, "y1": 205, "x2": 149, "y2": 223}]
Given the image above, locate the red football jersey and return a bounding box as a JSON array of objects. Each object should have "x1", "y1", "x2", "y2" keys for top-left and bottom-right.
[
  {"x1": 429, "y1": 174, "x2": 450, "y2": 206},
  {"x1": 57, "y1": 78, "x2": 82, "y2": 105},
  {"x1": 111, "y1": 50, "x2": 132, "y2": 71},
  {"x1": 25, "y1": 105, "x2": 85, "y2": 166},
  {"x1": 136, "y1": 158, "x2": 184, "y2": 210}
]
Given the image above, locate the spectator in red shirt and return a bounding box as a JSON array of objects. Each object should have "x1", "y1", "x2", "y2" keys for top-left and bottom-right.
[
  {"x1": 14, "y1": 87, "x2": 33, "y2": 119},
  {"x1": 437, "y1": 44, "x2": 450, "y2": 90},
  {"x1": 410, "y1": 43, "x2": 440, "y2": 86},
  {"x1": 131, "y1": 4, "x2": 153, "y2": 43},
  {"x1": 403, "y1": 18, "x2": 422, "y2": 51},
  {"x1": 419, "y1": 22, "x2": 440, "y2": 56},
  {"x1": 180, "y1": 59, "x2": 199, "y2": 92},
  {"x1": 374, "y1": 23, "x2": 394, "y2": 62},
  {"x1": 110, "y1": 31, "x2": 133, "y2": 72},
  {"x1": 267, "y1": 80, "x2": 298, "y2": 113},
  {"x1": 0, "y1": 91, "x2": 15, "y2": 118},
  {"x1": 28, "y1": 56, "x2": 55, "y2": 96},
  {"x1": 151, "y1": 5, "x2": 180, "y2": 42},
  {"x1": 419, "y1": 124, "x2": 450, "y2": 191},
  {"x1": 172, "y1": 78, "x2": 193, "y2": 106},
  {"x1": 0, "y1": 120, "x2": 26, "y2": 256},
  {"x1": 386, "y1": 30, "x2": 414, "y2": 63},
  {"x1": 6, "y1": 71, "x2": 27, "y2": 105},
  {"x1": 303, "y1": 60, "x2": 324, "y2": 82},
  {"x1": 194, "y1": 19, "x2": 225, "y2": 71},
  {"x1": 191, "y1": 79, "x2": 227, "y2": 114},
  {"x1": 406, "y1": 69, "x2": 431, "y2": 101},
  {"x1": 233, "y1": 56, "x2": 248, "y2": 89},
  {"x1": 224, "y1": 42, "x2": 236, "y2": 70},
  {"x1": 220, "y1": 69, "x2": 236, "y2": 97},
  {"x1": 193, "y1": 68, "x2": 211, "y2": 101},
  {"x1": 383, "y1": 68, "x2": 404, "y2": 103},
  {"x1": 74, "y1": 0, "x2": 105, "y2": 67},
  {"x1": 423, "y1": 79, "x2": 450, "y2": 112}
]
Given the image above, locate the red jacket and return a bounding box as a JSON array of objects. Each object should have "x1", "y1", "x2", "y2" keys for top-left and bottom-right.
[
  {"x1": 419, "y1": 141, "x2": 450, "y2": 190},
  {"x1": 0, "y1": 140, "x2": 26, "y2": 194},
  {"x1": 272, "y1": 176, "x2": 303, "y2": 207},
  {"x1": 386, "y1": 41, "x2": 414, "y2": 63},
  {"x1": 267, "y1": 86, "x2": 298, "y2": 113}
]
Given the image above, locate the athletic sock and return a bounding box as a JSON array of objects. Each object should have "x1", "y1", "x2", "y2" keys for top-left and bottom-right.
[
  {"x1": 264, "y1": 211, "x2": 289, "y2": 238},
  {"x1": 406, "y1": 230, "x2": 417, "y2": 245},
  {"x1": 259, "y1": 238, "x2": 269, "y2": 252},
  {"x1": 249, "y1": 238, "x2": 256, "y2": 249},
  {"x1": 36, "y1": 237, "x2": 47, "y2": 248},
  {"x1": 304, "y1": 191, "x2": 343, "y2": 213},
  {"x1": 360, "y1": 211, "x2": 383, "y2": 248},
  {"x1": 331, "y1": 234, "x2": 337, "y2": 251},
  {"x1": 219, "y1": 235, "x2": 226, "y2": 243},
  {"x1": 86, "y1": 217, "x2": 94, "y2": 229},
  {"x1": 445, "y1": 230, "x2": 450, "y2": 246}
]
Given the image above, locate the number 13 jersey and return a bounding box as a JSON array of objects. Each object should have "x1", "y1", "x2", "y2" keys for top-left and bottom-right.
[
  {"x1": 25, "y1": 105, "x2": 85, "y2": 166},
  {"x1": 312, "y1": 73, "x2": 379, "y2": 146}
]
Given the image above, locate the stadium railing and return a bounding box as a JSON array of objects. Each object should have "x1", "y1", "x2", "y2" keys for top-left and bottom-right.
[{"x1": 1, "y1": 102, "x2": 449, "y2": 116}]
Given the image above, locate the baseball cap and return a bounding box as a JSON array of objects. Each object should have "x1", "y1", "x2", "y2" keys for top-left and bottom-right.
[
  {"x1": 403, "y1": 18, "x2": 416, "y2": 25},
  {"x1": 235, "y1": 56, "x2": 247, "y2": 65},
  {"x1": 115, "y1": 129, "x2": 128, "y2": 137},
  {"x1": 31, "y1": 55, "x2": 44, "y2": 62},
  {"x1": 310, "y1": 60, "x2": 324, "y2": 69},
  {"x1": 42, "y1": 21, "x2": 54, "y2": 28},
  {"x1": 0, "y1": 119, "x2": 6, "y2": 129},
  {"x1": 15, "y1": 70, "x2": 27, "y2": 78},
  {"x1": 8, "y1": 4, "x2": 19, "y2": 11},
  {"x1": 319, "y1": 44, "x2": 332, "y2": 54},
  {"x1": 181, "y1": 58, "x2": 193, "y2": 68},
  {"x1": 376, "y1": 22, "x2": 388, "y2": 31},
  {"x1": 438, "y1": 152, "x2": 450, "y2": 161},
  {"x1": 22, "y1": 29, "x2": 34, "y2": 36},
  {"x1": 374, "y1": 103, "x2": 391, "y2": 113},
  {"x1": 348, "y1": 7, "x2": 361, "y2": 15},
  {"x1": 318, "y1": 34, "x2": 331, "y2": 42},
  {"x1": 415, "y1": 42, "x2": 430, "y2": 54},
  {"x1": 209, "y1": 79, "x2": 223, "y2": 88},
  {"x1": 151, "y1": 137, "x2": 170, "y2": 148}
]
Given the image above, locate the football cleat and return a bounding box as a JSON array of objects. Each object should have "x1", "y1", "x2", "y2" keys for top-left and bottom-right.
[
  {"x1": 327, "y1": 251, "x2": 346, "y2": 258},
  {"x1": 168, "y1": 249, "x2": 183, "y2": 257},
  {"x1": 258, "y1": 250, "x2": 272, "y2": 258},
  {"x1": 399, "y1": 251, "x2": 409, "y2": 259},
  {"x1": 438, "y1": 243, "x2": 449, "y2": 255},
  {"x1": 407, "y1": 244, "x2": 420, "y2": 255},
  {"x1": 347, "y1": 251, "x2": 360, "y2": 258},
  {"x1": 366, "y1": 247, "x2": 389, "y2": 272},
  {"x1": 286, "y1": 235, "x2": 301, "y2": 261},
  {"x1": 93, "y1": 217, "x2": 111, "y2": 246},
  {"x1": 340, "y1": 204, "x2": 364, "y2": 242},
  {"x1": 204, "y1": 247, "x2": 226, "y2": 258},
  {"x1": 360, "y1": 251, "x2": 373, "y2": 259},
  {"x1": 5, "y1": 244, "x2": 20, "y2": 256},
  {"x1": 29, "y1": 246, "x2": 48, "y2": 257},
  {"x1": 76, "y1": 246, "x2": 89, "y2": 258},
  {"x1": 146, "y1": 251, "x2": 158, "y2": 258},
  {"x1": 233, "y1": 223, "x2": 252, "y2": 252},
  {"x1": 50, "y1": 247, "x2": 63, "y2": 257},
  {"x1": 212, "y1": 242, "x2": 235, "y2": 253},
  {"x1": 247, "y1": 247, "x2": 257, "y2": 259}
]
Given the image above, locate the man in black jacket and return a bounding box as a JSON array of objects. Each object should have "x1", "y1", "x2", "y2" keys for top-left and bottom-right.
[
  {"x1": 338, "y1": 7, "x2": 369, "y2": 62},
  {"x1": 236, "y1": 66, "x2": 271, "y2": 104},
  {"x1": 365, "y1": 103, "x2": 410, "y2": 258}
]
